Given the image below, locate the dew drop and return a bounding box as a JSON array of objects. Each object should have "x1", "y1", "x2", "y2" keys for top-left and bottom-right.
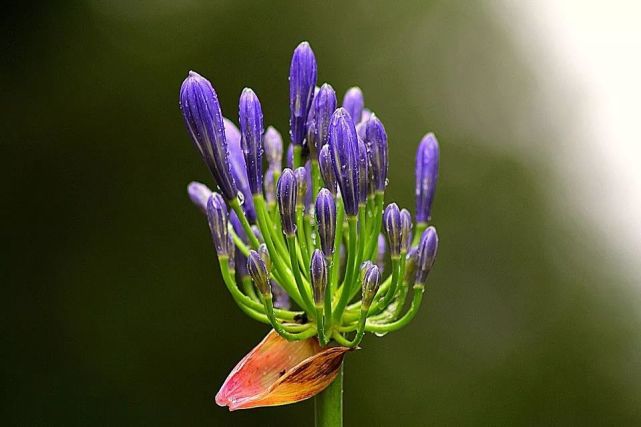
[{"x1": 237, "y1": 191, "x2": 245, "y2": 205}]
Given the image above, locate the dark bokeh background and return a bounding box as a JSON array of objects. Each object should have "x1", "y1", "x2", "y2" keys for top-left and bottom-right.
[{"x1": 4, "y1": 1, "x2": 641, "y2": 425}]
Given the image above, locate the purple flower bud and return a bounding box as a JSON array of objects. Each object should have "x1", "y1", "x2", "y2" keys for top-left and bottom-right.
[
  {"x1": 263, "y1": 168, "x2": 276, "y2": 204},
  {"x1": 247, "y1": 250, "x2": 271, "y2": 296},
  {"x1": 310, "y1": 83, "x2": 337, "y2": 158},
  {"x1": 306, "y1": 119, "x2": 319, "y2": 160},
  {"x1": 415, "y1": 226, "x2": 438, "y2": 285},
  {"x1": 319, "y1": 144, "x2": 337, "y2": 194},
  {"x1": 404, "y1": 247, "x2": 418, "y2": 284},
  {"x1": 415, "y1": 133, "x2": 439, "y2": 223},
  {"x1": 224, "y1": 118, "x2": 257, "y2": 223},
  {"x1": 361, "y1": 262, "x2": 381, "y2": 309},
  {"x1": 180, "y1": 71, "x2": 237, "y2": 201},
  {"x1": 310, "y1": 249, "x2": 328, "y2": 306},
  {"x1": 263, "y1": 126, "x2": 283, "y2": 170},
  {"x1": 342, "y1": 87, "x2": 364, "y2": 124},
  {"x1": 257, "y1": 243, "x2": 271, "y2": 272},
  {"x1": 383, "y1": 203, "x2": 402, "y2": 257},
  {"x1": 315, "y1": 188, "x2": 336, "y2": 258},
  {"x1": 206, "y1": 193, "x2": 230, "y2": 257},
  {"x1": 286, "y1": 144, "x2": 294, "y2": 169},
  {"x1": 277, "y1": 168, "x2": 298, "y2": 236},
  {"x1": 365, "y1": 115, "x2": 388, "y2": 193},
  {"x1": 328, "y1": 108, "x2": 360, "y2": 216},
  {"x1": 400, "y1": 209, "x2": 412, "y2": 253},
  {"x1": 376, "y1": 233, "x2": 387, "y2": 273},
  {"x1": 229, "y1": 210, "x2": 248, "y2": 243},
  {"x1": 235, "y1": 245, "x2": 248, "y2": 278},
  {"x1": 289, "y1": 42, "x2": 317, "y2": 146},
  {"x1": 272, "y1": 282, "x2": 291, "y2": 309},
  {"x1": 239, "y1": 88, "x2": 264, "y2": 195},
  {"x1": 187, "y1": 181, "x2": 212, "y2": 214},
  {"x1": 357, "y1": 137, "x2": 369, "y2": 206},
  {"x1": 360, "y1": 108, "x2": 372, "y2": 125},
  {"x1": 294, "y1": 167, "x2": 308, "y2": 206}
]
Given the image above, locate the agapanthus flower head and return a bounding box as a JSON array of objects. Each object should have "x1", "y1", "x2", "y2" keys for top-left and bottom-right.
[
  {"x1": 263, "y1": 126, "x2": 283, "y2": 170},
  {"x1": 277, "y1": 168, "x2": 298, "y2": 236},
  {"x1": 289, "y1": 42, "x2": 317, "y2": 147},
  {"x1": 318, "y1": 144, "x2": 337, "y2": 194},
  {"x1": 365, "y1": 115, "x2": 388, "y2": 193},
  {"x1": 310, "y1": 250, "x2": 327, "y2": 306},
  {"x1": 416, "y1": 226, "x2": 439, "y2": 285},
  {"x1": 415, "y1": 133, "x2": 439, "y2": 223},
  {"x1": 182, "y1": 41, "x2": 443, "y2": 413},
  {"x1": 206, "y1": 192, "x2": 230, "y2": 257},
  {"x1": 315, "y1": 188, "x2": 336, "y2": 259},
  {"x1": 180, "y1": 71, "x2": 238, "y2": 201},
  {"x1": 328, "y1": 108, "x2": 359, "y2": 216},
  {"x1": 247, "y1": 250, "x2": 271, "y2": 296},
  {"x1": 342, "y1": 86, "x2": 364, "y2": 124},
  {"x1": 383, "y1": 203, "x2": 402, "y2": 258},
  {"x1": 239, "y1": 88, "x2": 264, "y2": 195},
  {"x1": 187, "y1": 181, "x2": 212, "y2": 214}
]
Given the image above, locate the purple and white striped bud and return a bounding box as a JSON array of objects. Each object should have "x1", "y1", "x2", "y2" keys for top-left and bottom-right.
[
  {"x1": 227, "y1": 237, "x2": 236, "y2": 271},
  {"x1": 328, "y1": 108, "x2": 359, "y2": 216},
  {"x1": 404, "y1": 247, "x2": 418, "y2": 284},
  {"x1": 400, "y1": 209, "x2": 413, "y2": 253},
  {"x1": 360, "y1": 108, "x2": 372, "y2": 125},
  {"x1": 277, "y1": 168, "x2": 298, "y2": 236},
  {"x1": 224, "y1": 118, "x2": 256, "y2": 223},
  {"x1": 286, "y1": 144, "x2": 294, "y2": 169},
  {"x1": 376, "y1": 233, "x2": 387, "y2": 272},
  {"x1": 361, "y1": 262, "x2": 381, "y2": 310},
  {"x1": 294, "y1": 167, "x2": 308, "y2": 207},
  {"x1": 357, "y1": 138, "x2": 369, "y2": 206},
  {"x1": 315, "y1": 188, "x2": 336, "y2": 259},
  {"x1": 310, "y1": 249, "x2": 328, "y2": 306},
  {"x1": 187, "y1": 181, "x2": 212, "y2": 214},
  {"x1": 383, "y1": 203, "x2": 402, "y2": 258},
  {"x1": 273, "y1": 283, "x2": 291, "y2": 309},
  {"x1": 247, "y1": 250, "x2": 271, "y2": 296},
  {"x1": 319, "y1": 144, "x2": 337, "y2": 195},
  {"x1": 365, "y1": 115, "x2": 388, "y2": 193},
  {"x1": 415, "y1": 226, "x2": 438, "y2": 285},
  {"x1": 257, "y1": 243, "x2": 271, "y2": 272},
  {"x1": 239, "y1": 88, "x2": 264, "y2": 195},
  {"x1": 206, "y1": 193, "x2": 230, "y2": 257},
  {"x1": 310, "y1": 83, "x2": 337, "y2": 158},
  {"x1": 415, "y1": 133, "x2": 439, "y2": 223},
  {"x1": 180, "y1": 71, "x2": 237, "y2": 201},
  {"x1": 235, "y1": 246, "x2": 248, "y2": 278},
  {"x1": 264, "y1": 168, "x2": 276, "y2": 204},
  {"x1": 342, "y1": 87, "x2": 364, "y2": 124},
  {"x1": 289, "y1": 42, "x2": 317, "y2": 147},
  {"x1": 263, "y1": 126, "x2": 283, "y2": 170}
]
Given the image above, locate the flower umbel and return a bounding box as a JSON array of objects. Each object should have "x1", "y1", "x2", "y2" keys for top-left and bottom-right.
[{"x1": 181, "y1": 41, "x2": 441, "y2": 411}]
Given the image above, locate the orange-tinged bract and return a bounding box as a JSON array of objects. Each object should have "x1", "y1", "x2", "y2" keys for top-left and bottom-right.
[{"x1": 216, "y1": 330, "x2": 350, "y2": 410}]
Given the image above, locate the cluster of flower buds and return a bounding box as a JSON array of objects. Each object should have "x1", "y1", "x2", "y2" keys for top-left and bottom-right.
[{"x1": 181, "y1": 41, "x2": 440, "y2": 348}]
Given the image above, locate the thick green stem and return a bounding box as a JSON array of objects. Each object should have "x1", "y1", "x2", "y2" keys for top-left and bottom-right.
[{"x1": 314, "y1": 362, "x2": 343, "y2": 427}]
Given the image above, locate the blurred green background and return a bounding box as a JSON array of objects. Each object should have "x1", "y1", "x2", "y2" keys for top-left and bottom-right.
[{"x1": 4, "y1": 0, "x2": 641, "y2": 425}]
